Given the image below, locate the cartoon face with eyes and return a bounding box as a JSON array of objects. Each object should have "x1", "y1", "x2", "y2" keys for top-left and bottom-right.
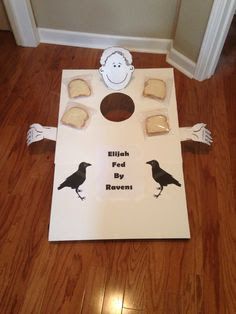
[{"x1": 99, "y1": 47, "x2": 135, "y2": 90}]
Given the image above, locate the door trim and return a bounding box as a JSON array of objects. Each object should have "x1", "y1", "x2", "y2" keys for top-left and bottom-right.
[
  {"x1": 3, "y1": 0, "x2": 39, "y2": 47},
  {"x1": 194, "y1": 0, "x2": 236, "y2": 80}
]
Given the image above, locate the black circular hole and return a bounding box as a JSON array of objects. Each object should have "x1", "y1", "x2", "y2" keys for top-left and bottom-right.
[{"x1": 100, "y1": 93, "x2": 135, "y2": 122}]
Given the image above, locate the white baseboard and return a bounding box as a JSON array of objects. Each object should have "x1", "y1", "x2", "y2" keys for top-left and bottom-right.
[
  {"x1": 38, "y1": 27, "x2": 197, "y2": 79},
  {"x1": 38, "y1": 27, "x2": 171, "y2": 54},
  {"x1": 166, "y1": 47, "x2": 196, "y2": 78}
]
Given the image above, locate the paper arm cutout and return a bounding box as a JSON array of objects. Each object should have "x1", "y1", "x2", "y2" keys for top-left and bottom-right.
[
  {"x1": 179, "y1": 123, "x2": 212, "y2": 145},
  {"x1": 27, "y1": 123, "x2": 212, "y2": 146},
  {"x1": 27, "y1": 124, "x2": 57, "y2": 146}
]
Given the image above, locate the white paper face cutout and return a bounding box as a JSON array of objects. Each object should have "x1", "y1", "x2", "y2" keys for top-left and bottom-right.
[{"x1": 99, "y1": 47, "x2": 135, "y2": 90}]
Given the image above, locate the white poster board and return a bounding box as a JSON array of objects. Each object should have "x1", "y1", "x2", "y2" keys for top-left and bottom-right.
[{"x1": 49, "y1": 68, "x2": 190, "y2": 241}]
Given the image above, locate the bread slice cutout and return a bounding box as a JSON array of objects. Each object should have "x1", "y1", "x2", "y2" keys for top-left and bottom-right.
[
  {"x1": 146, "y1": 115, "x2": 170, "y2": 136},
  {"x1": 61, "y1": 107, "x2": 89, "y2": 129},
  {"x1": 143, "y1": 79, "x2": 166, "y2": 100},
  {"x1": 68, "y1": 79, "x2": 91, "y2": 98}
]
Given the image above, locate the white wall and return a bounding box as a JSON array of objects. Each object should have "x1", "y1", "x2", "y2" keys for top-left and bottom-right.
[
  {"x1": 30, "y1": 0, "x2": 179, "y2": 39},
  {"x1": 173, "y1": 0, "x2": 214, "y2": 61}
]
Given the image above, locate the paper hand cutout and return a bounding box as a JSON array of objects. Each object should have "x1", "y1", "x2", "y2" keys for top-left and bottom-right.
[
  {"x1": 99, "y1": 47, "x2": 134, "y2": 90},
  {"x1": 27, "y1": 124, "x2": 57, "y2": 146},
  {"x1": 179, "y1": 123, "x2": 213, "y2": 145}
]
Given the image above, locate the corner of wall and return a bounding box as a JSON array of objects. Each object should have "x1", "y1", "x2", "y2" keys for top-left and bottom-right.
[{"x1": 166, "y1": 44, "x2": 196, "y2": 78}]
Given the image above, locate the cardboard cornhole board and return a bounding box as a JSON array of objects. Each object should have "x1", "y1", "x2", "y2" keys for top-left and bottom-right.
[{"x1": 48, "y1": 68, "x2": 190, "y2": 241}]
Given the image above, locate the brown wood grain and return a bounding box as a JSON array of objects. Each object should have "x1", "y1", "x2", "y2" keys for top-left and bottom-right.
[{"x1": 0, "y1": 20, "x2": 236, "y2": 314}]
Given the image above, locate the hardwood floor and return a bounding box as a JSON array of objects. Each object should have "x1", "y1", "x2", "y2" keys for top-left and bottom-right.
[{"x1": 0, "y1": 26, "x2": 235, "y2": 313}]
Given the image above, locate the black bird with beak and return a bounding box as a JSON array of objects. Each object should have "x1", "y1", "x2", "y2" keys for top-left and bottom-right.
[
  {"x1": 58, "y1": 162, "x2": 91, "y2": 200},
  {"x1": 146, "y1": 160, "x2": 181, "y2": 198}
]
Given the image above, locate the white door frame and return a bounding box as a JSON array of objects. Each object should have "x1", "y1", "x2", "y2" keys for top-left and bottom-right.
[
  {"x1": 3, "y1": 0, "x2": 39, "y2": 47},
  {"x1": 194, "y1": 0, "x2": 236, "y2": 80},
  {"x1": 3, "y1": 0, "x2": 236, "y2": 80}
]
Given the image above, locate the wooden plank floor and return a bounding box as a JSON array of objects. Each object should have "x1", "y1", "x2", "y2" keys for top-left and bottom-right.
[{"x1": 0, "y1": 23, "x2": 235, "y2": 313}]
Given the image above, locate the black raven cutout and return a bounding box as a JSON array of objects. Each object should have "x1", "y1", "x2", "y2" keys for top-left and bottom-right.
[
  {"x1": 146, "y1": 160, "x2": 181, "y2": 198},
  {"x1": 58, "y1": 162, "x2": 91, "y2": 200}
]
